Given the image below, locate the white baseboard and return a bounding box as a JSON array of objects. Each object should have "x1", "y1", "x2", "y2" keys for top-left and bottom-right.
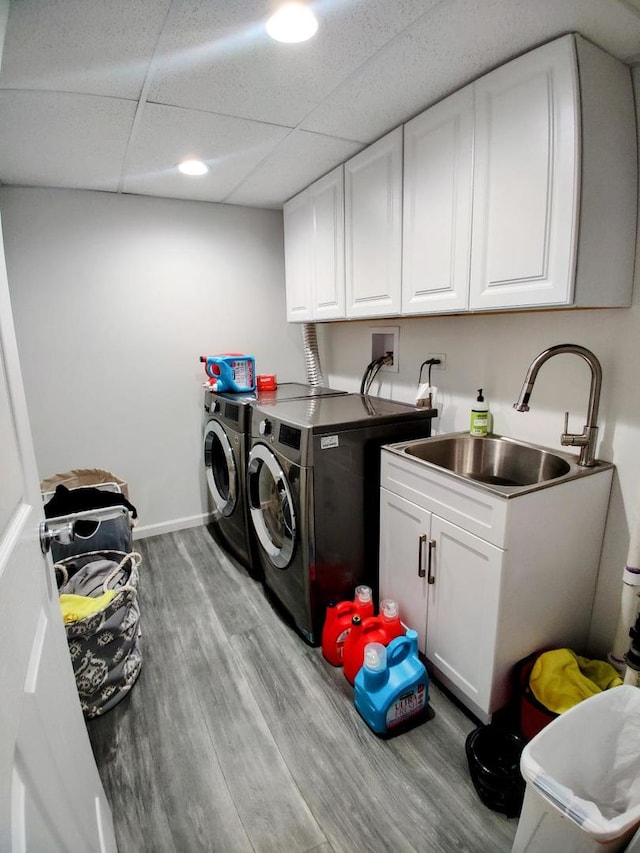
[{"x1": 132, "y1": 511, "x2": 214, "y2": 540}]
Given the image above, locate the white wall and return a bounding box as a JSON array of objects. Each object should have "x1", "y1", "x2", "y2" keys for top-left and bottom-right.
[{"x1": 1, "y1": 187, "x2": 306, "y2": 536}]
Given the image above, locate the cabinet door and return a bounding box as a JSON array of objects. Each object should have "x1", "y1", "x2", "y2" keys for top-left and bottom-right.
[
  {"x1": 469, "y1": 36, "x2": 579, "y2": 310},
  {"x1": 283, "y1": 189, "x2": 313, "y2": 322},
  {"x1": 379, "y1": 488, "x2": 431, "y2": 654},
  {"x1": 345, "y1": 127, "x2": 403, "y2": 318},
  {"x1": 426, "y1": 515, "x2": 503, "y2": 714},
  {"x1": 310, "y1": 166, "x2": 345, "y2": 320},
  {"x1": 402, "y1": 86, "x2": 474, "y2": 314}
]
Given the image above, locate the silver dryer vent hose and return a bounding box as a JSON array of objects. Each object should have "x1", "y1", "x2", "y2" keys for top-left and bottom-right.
[{"x1": 302, "y1": 323, "x2": 324, "y2": 387}]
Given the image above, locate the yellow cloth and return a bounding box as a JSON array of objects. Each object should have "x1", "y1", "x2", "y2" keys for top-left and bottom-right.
[
  {"x1": 529, "y1": 648, "x2": 622, "y2": 714},
  {"x1": 60, "y1": 590, "x2": 117, "y2": 624}
]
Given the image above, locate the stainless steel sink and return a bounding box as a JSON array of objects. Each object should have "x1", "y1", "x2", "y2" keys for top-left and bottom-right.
[{"x1": 387, "y1": 432, "x2": 613, "y2": 497}]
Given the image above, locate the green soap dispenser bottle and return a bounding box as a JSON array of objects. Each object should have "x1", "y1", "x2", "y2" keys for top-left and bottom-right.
[{"x1": 470, "y1": 389, "x2": 489, "y2": 437}]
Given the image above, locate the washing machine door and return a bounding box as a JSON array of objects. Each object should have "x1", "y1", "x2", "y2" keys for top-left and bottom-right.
[
  {"x1": 247, "y1": 444, "x2": 296, "y2": 569},
  {"x1": 203, "y1": 420, "x2": 237, "y2": 517}
]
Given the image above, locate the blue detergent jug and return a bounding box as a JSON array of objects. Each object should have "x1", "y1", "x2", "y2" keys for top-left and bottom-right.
[
  {"x1": 200, "y1": 354, "x2": 256, "y2": 392},
  {"x1": 354, "y1": 630, "x2": 429, "y2": 737}
]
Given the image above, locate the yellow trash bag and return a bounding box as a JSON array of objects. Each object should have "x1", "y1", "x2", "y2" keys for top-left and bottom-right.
[{"x1": 529, "y1": 648, "x2": 622, "y2": 715}]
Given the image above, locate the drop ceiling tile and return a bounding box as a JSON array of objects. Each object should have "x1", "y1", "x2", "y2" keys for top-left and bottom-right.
[
  {"x1": 146, "y1": 0, "x2": 440, "y2": 127},
  {"x1": 225, "y1": 130, "x2": 363, "y2": 209},
  {"x1": 122, "y1": 103, "x2": 291, "y2": 202},
  {"x1": 301, "y1": 0, "x2": 640, "y2": 142},
  {"x1": 299, "y1": 35, "x2": 450, "y2": 143},
  {"x1": 0, "y1": 0, "x2": 171, "y2": 99},
  {"x1": 0, "y1": 91, "x2": 136, "y2": 191},
  {"x1": 402, "y1": 0, "x2": 640, "y2": 73}
]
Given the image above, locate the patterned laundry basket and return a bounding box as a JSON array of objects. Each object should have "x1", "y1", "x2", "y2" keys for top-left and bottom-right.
[{"x1": 55, "y1": 550, "x2": 143, "y2": 718}]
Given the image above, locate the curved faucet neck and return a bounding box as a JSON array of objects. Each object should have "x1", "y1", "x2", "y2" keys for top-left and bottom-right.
[{"x1": 514, "y1": 344, "x2": 603, "y2": 467}]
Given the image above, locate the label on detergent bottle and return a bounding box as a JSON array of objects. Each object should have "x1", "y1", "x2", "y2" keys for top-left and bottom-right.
[
  {"x1": 335, "y1": 628, "x2": 350, "y2": 662},
  {"x1": 385, "y1": 684, "x2": 427, "y2": 728},
  {"x1": 231, "y1": 359, "x2": 254, "y2": 388}
]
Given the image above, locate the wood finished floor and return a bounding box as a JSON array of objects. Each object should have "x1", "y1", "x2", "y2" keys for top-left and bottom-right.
[{"x1": 87, "y1": 525, "x2": 517, "y2": 853}]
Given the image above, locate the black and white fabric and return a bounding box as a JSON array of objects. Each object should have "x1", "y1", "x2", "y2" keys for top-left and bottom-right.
[
  {"x1": 56, "y1": 550, "x2": 142, "y2": 718},
  {"x1": 44, "y1": 483, "x2": 137, "y2": 562}
]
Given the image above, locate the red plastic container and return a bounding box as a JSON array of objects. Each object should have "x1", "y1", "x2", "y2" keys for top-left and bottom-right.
[
  {"x1": 379, "y1": 599, "x2": 404, "y2": 642},
  {"x1": 343, "y1": 599, "x2": 404, "y2": 685},
  {"x1": 321, "y1": 586, "x2": 374, "y2": 666},
  {"x1": 257, "y1": 374, "x2": 277, "y2": 391},
  {"x1": 354, "y1": 585, "x2": 374, "y2": 619}
]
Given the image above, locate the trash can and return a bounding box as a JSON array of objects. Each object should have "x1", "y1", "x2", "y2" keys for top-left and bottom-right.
[{"x1": 512, "y1": 685, "x2": 640, "y2": 852}]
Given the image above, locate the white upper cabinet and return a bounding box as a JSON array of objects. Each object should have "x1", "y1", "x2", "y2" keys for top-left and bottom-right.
[
  {"x1": 402, "y1": 85, "x2": 474, "y2": 314},
  {"x1": 283, "y1": 165, "x2": 345, "y2": 322},
  {"x1": 310, "y1": 167, "x2": 346, "y2": 320},
  {"x1": 469, "y1": 37, "x2": 578, "y2": 310},
  {"x1": 283, "y1": 189, "x2": 313, "y2": 322},
  {"x1": 345, "y1": 127, "x2": 403, "y2": 318},
  {"x1": 470, "y1": 34, "x2": 636, "y2": 311},
  {"x1": 284, "y1": 34, "x2": 636, "y2": 322}
]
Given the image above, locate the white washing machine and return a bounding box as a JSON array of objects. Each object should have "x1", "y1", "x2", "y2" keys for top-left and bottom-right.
[
  {"x1": 246, "y1": 393, "x2": 437, "y2": 643},
  {"x1": 203, "y1": 383, "x2": 346, "y2": 575}
]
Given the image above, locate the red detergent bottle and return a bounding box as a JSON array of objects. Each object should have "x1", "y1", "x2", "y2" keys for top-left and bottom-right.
[
  {"x1": 380, "y1": 599, "x2": 404, "y2": 643},
  {"x1": 321, "y1": 585, "x2": 374, "y2": 667},
  {"x1": 354, "y1": 584, "x2": 374, "y2": 619},
  {"x1": 343, "y1": 615, "x2": 387, "y2": 685},
  {"x1": 343, "y1": 599, "x2": 404, "y2": 685}
]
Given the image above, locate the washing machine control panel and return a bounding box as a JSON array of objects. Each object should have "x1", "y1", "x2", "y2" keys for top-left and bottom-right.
[
  {"x1": 259, "y1": 418, "x2": 272, "y2": 436},
  {"x1": 279, "y1": 424, "x2": 302, "y2": 450}
]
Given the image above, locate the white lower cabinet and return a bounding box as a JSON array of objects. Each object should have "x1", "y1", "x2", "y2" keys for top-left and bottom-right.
[
  {"x1": 379, "y1": 448, "x2": 614, "y2": 723},
  {"x1": 380, "y1": 490, "x2": 502, "y2": 715}
]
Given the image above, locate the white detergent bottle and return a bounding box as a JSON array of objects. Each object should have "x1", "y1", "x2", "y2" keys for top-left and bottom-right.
[{"x1": 470, "y1": 389, "x2": 489, "y2": 437}]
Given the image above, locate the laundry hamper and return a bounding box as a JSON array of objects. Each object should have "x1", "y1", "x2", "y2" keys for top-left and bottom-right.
[
  {"x1": 56, "y1": 550, "x2": 143, "y2": 718},
  {"x1": 42, "y1": 474, "x2": 137, "y2": 563}
]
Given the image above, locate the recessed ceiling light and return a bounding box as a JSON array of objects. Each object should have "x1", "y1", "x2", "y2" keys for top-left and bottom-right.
[
  {"x1": 266, "y1": 3, "x2": 318, "y2": 43},
  {"x1": 178, "y1": 159, "x2": 209, "y2": 176}
]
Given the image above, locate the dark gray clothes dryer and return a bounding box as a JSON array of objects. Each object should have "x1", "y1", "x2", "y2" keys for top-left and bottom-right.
[{"x1": 246, "y1": 393, "x2": 437, "y2": 643}]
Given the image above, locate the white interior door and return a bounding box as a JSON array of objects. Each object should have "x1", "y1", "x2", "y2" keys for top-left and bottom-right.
[{"x1": 0, "y1": 211, "x2": 117, "y2": 852}]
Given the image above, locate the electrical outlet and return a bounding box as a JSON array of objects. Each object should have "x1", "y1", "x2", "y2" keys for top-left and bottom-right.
[{"x1": 424, "y1": 353, "x2": 446, "y2": 370}]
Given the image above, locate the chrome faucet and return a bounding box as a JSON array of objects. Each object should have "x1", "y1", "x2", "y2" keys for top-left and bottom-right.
[{"x1": 513, "y1": 344, "x2": 602, "y2": 467}]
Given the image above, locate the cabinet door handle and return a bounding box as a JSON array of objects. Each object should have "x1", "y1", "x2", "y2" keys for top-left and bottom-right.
[
  {"x1": 417, "y1": 533, "x2": 427, "y2": 578},
  {"x1": 427, "y1": 538, "x2": 436, "y2": 585}
]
